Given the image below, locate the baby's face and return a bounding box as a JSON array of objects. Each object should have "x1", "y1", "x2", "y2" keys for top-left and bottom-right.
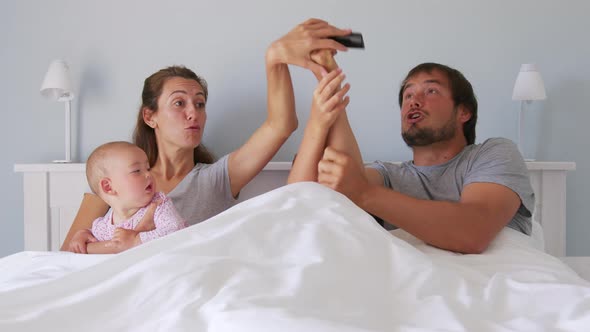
[{"x1": 108, "y1": 146, "x2": 154, "y2": 209}]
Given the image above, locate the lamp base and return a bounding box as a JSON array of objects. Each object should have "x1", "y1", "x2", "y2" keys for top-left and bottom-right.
[{"x1": 52, "y1": 159, "x2": 73, "y2": 163}]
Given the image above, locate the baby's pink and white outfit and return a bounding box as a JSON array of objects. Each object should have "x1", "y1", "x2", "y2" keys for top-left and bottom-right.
[{"x1": 91, "y1": 192, "x2": 187, "y2": 243}]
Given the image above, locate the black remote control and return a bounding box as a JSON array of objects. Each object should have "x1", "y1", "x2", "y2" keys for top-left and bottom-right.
[{"x1": 329, "y1": 32, "x2": 365, "y2": 49}]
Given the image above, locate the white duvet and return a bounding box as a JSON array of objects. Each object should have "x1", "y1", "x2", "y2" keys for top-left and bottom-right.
[{"x1": 0, "y1": 182, "x2": 589, "y2": 331}]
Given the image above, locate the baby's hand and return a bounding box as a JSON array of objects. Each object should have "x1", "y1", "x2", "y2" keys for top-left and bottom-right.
[
  {"x1": 136, "y1": 200, "x2": 161, "y2": 232},
  {"x1": 111, "y1": 228, "x2": 141, "y2": 251},
  {"x1": 67, "y1": 229, "x2": 97, "y2": 254}
]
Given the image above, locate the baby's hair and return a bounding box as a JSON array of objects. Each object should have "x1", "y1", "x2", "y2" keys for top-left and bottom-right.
[{"x1": 86, "y1": 141, "x2": 138, "y2": 195}]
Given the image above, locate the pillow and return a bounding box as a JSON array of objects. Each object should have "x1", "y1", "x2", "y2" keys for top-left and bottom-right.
[{"x1": 530, "y1": 213, "x2": 546, "y2": 252}]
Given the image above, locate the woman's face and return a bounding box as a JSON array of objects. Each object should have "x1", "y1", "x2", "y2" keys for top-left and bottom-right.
[{"x1": 149, "y1": 77, "x2": 207, "y2": 151}]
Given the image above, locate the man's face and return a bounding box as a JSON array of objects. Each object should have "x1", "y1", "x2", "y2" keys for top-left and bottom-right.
[{"x1": 399, "y1": 70, "x2": 462, "y2": 147}]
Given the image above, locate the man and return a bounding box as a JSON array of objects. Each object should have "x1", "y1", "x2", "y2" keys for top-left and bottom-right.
[{"x1": 290, "y1": 61, "x2": 534, "y2": 254}]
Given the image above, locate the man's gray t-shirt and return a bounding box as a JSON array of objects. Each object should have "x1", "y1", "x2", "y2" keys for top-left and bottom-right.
[
  {"x1": 368, "y1": 138, "x2": 535, "y2": 235},
  {"x1": 168, "y1": 155, "x2": 237, "y2": 226}
]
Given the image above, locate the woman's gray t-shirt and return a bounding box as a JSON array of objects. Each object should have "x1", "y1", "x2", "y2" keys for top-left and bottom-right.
[
  {"x1": 368, "y1": 138, "x2": 535, "y2": 235},
  {"x1": 168, "y1": 155, "x2": 237, "y2": 226}
]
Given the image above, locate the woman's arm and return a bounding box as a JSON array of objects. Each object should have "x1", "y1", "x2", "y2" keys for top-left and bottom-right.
[
  {"x1": 227, "y1": 19, "x2": 351, "y2": 197},
  {"x1": 86, "y1": 240, "x2": 124, "y2": 254},
  {"x1": 86, "y1": 230, "x2": 141, "y2": 254},
  {"x1": 61, "y1": 193, "x2": 109, "y2": 252}
]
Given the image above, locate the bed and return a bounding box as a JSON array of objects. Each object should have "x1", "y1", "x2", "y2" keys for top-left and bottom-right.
[
  {"x1": 11, "y1": 161, "x2": 578, "y2": 257},
  {"x1": 3, "y1": 161, "x2": 588, "y2": 331}
]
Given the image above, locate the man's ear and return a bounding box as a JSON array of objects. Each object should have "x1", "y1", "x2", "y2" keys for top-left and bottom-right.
[
  {"x1": 142, "y1": 107, "x2": 157, "y2": 129},
  {"x1": 100, "y1": 178, "x2": 116, "y2": 196},
  {"x1": 457, "y1": 105, "x2": 472, "y2": 124}
]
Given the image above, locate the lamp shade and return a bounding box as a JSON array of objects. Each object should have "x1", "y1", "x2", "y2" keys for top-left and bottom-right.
[
  {"x1": 512, "y1": 64, "x2": 546, "y2": 101},
  {"x1": 40, "y1": 60, "x2": 74, "y2": 102}
]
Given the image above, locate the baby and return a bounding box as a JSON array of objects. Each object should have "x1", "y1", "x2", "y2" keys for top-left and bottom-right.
[{"x1": 77, "y1": 141, "x2": 186, "y2": 254}]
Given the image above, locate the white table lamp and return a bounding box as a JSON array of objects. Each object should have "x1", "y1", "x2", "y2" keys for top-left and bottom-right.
[
  {"x1": 40, "y1": 60, "x2": 75, "y2": 163},
  {"x1": 512, "y1": 63, "x2": 546, "y2": 160}
]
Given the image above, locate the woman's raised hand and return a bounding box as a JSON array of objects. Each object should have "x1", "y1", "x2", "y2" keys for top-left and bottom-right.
[{"x1": 266, "y1": 18, "x2": 351, "y2": 78}]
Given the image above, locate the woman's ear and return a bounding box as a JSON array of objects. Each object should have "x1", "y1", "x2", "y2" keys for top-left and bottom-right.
[
  {"x1": 142, "y1": 107, "x2": 157, "y2": 129},
  {"x1": 100, "y1": 178, "x2": 115, "y2": 196}
]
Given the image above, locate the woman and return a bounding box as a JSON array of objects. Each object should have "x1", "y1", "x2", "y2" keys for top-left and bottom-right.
[{"x1": 63, "y1": 18, "x2": 352, "y2": 253}]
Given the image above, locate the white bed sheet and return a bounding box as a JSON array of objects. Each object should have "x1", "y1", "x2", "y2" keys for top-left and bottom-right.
[{"x1": 0, "y1": 182, "x2": 589, "y2": 331}]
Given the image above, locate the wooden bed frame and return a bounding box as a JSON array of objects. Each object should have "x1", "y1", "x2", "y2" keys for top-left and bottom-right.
[{"x1": 14, "y1": 161, "x2": 576, "y2": 257}]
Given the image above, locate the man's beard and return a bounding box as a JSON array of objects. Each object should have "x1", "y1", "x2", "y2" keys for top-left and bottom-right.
[{"x1": 402, "y1": 115, "x2": 457, "y2": 147}]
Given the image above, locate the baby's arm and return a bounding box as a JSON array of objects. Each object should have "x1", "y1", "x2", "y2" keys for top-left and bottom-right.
[
  {"x1": 85, "y1": 216, "x2": 123, "y2": 254},
  {"x1": 86, "y1": 228, "x2": 145, "y2": 254},
  {"x1": 138, "y1": 197, "x2": 186, "y2": 243},
  {"x1": 86, "y1": 227, "x2": 140, "y2": 254},
  {"x1": 85, "y1": 203, "x2": 158, "y2": 254},
  {"x1": 67, "y1": 228, "x2": 98, "y2": 254}
]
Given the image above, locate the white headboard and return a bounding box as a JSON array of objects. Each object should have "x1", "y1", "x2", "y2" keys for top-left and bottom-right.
[{"x1": 14, "y1": 161, "x2": 575, "y2": 257}]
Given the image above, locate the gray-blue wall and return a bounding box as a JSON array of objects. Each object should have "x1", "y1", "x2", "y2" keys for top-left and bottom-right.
[{"x1": 2, "y1": 0, "x2": 589, "y2": 256}]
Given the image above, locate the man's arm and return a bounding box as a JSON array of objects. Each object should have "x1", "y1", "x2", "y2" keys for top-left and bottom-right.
[
  {"x1": 288, "y1": 68, "x2": 350, "y2": 183},
  {"x1": 288, "y1": 49, "x2": 365, "y2": 183},
  {"x1": 315, "y1": 51, "x2": 365, "y2": 178},
  {"x1": 361, "y1": 182, "x2": 520, "y2": 253},
  {"x1": 318, "y1": 148, "x2": 521, "y2": 254}
]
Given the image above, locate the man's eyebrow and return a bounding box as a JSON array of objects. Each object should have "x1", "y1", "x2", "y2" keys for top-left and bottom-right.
[
  {"x1": 403, "y1": 79, "x2": 445, "y2": 91},
  {"x1": 423, "y1": 79, "x2": 443, "y2": 85}
]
